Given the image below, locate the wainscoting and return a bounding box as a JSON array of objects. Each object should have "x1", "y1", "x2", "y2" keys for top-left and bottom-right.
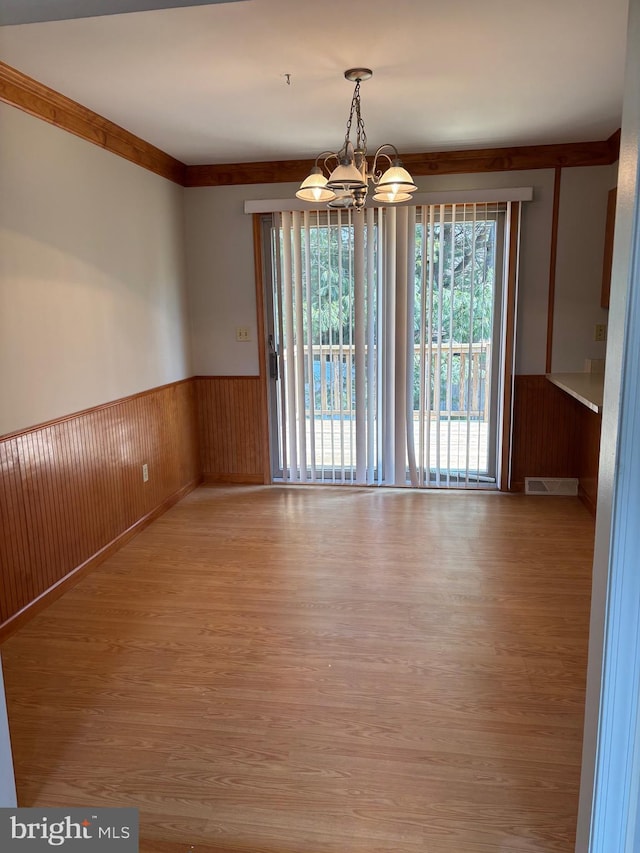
[
  {"x1": 575, "y1": 399, "x2": 602, "y2": 514},
  {"x1": 195, "y1": 376, "x2": 267, "y2": 484},
  {"x1": 0, "y1": 372, "x2": 599, "y2": 637},
  {"x1": 0, "y1": 380, "x2": 200, "y2": 638},
  {"x1": 511, "y1": 374, "x2": 601, "y2": 510}
]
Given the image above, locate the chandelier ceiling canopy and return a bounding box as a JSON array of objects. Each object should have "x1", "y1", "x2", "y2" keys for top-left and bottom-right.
[{"x1": 296, "y1": 69, "x2": 417, "y2": 211}]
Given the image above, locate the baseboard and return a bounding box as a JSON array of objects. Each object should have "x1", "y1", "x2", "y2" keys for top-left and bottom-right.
[
  {"x1": 0, "y1": 476, "x2": 202, "y2": 642},
  {"x1": 203, "y1": 473, "x2": 266, "y2": 485}
]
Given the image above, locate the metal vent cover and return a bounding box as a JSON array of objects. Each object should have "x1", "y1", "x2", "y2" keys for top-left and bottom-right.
[{"x1": 525, "y1": 477, "x2": 579, "y2": 496}]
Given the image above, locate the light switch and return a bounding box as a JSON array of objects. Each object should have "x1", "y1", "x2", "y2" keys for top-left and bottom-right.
[{"x1": 236, "y1": 327, "x2": 250, "y2": 342}]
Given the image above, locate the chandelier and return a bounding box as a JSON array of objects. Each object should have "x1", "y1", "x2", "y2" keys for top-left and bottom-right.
[{"x1": 296, "y1": 69, "x2": 417, "y2": 211}]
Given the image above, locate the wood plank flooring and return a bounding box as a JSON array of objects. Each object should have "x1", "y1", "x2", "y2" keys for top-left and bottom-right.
[{"x1": 1, "y1": 486, "x2": 594, "y2": 853}]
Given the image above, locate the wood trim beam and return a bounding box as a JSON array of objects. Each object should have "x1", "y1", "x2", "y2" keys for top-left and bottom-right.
[
  {"x1": 0, "y1": 60, "x2": 621, "y2": 188},
  {"x1": 185, "y1": 139, "x2": 618, "y2": 187},
  {"x1": 607, "y1": 128, "x2": 622, "y2": 162},
  {"x1": 546, "y1": 167, "x2": 562, "y2": 373},
  {"x1": 0, "y1": 61, "x2": 186, "y2": 185}
]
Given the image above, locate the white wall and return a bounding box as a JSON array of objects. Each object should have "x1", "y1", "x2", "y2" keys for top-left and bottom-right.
[
  {"x1": 185, "y1": 169, "x2": 557, "y2": 376},
  {"x1": 576, "y1": 0, "x2": 640, "y2": 844},
  {"x1": 552, "y1": 163, "x2": 618, "y2": 372},
  {"x1": 0, "y1": 658, "x2": 16, "y2": 807},
  {"x1": 0, "y1": 103, "x2": 192, "y2": 437},
  {"x1": 185, "y1": 182, "x2": 276, "y2": 377}
]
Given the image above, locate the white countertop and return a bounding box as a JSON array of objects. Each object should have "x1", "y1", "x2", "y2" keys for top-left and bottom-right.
[{"x1": 545, "y1": 372, "x2": 604, "y2": 414}]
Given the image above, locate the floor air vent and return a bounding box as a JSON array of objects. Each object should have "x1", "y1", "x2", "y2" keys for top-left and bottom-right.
[{"x1": 525, "y1": 477, "x2": 579, "y2": 496}]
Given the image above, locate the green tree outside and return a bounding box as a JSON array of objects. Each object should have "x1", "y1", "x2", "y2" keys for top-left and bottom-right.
[{"x1": 279, "y1": 214, "x2": 496, "y2": 413}]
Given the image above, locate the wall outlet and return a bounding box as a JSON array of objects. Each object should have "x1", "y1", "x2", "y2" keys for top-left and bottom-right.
[
  {"x1": 142, "y1": 463, "x2": 149, "y2": 483},
  {"x1": 594, "y1": 323, "x2": 607, "y2": 342},
  {"x1": 236, "y1": 327, "x2": 250, "y2": 342}
]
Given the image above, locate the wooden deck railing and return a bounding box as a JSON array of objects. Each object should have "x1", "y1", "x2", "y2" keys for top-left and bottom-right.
[{"x1": 283, "y1": 342, "x2": 491, "y2": 421}]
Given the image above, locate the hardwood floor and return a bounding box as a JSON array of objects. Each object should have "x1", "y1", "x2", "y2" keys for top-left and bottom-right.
[{"x1": 1, "y1": 486, "x2": 594, "y2": 853}]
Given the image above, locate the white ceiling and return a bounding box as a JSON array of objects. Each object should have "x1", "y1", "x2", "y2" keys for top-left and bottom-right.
[{"x1": 0, "y1": 0, "x2": 629, "y2": 165}]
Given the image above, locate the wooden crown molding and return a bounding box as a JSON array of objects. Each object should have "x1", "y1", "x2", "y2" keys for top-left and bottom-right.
[
  {"x1": 607, "y1": 127, "x2": 621, "y2": 161},
  {"x1": 185, "y1": 138, "x2": 621, "y2": 187},
  {"x1": 0, "y1": 60, "x2": 621, "y2": 187},
  {"x1": 0, "y1": 61, "x2": 186, "y2": 185}
]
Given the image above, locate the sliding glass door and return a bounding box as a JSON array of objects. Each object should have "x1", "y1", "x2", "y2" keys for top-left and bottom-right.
[
  {"x1": 263, "y1": 202, "x2": 514, "y2": 488},
  {"x1": 411, "y1": 204, "x2": 505, "y2": 485}
]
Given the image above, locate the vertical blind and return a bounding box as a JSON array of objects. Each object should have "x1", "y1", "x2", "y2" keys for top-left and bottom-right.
[{"x1": 270, "y1": 202, "x2": 516, "y2": 487}]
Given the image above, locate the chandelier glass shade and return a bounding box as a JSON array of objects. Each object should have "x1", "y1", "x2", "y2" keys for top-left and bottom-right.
[
  {"x1": 296, "y1": 167, "x2": 336, "y2": 203},
  {"x1": 296, "y1": 69, "x2": 417, "y2": 211}
]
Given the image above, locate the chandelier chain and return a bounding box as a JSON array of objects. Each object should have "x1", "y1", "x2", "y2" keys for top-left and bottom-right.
[{"x1": 343, "y1": 80, "x2": 368, "y2": 156}]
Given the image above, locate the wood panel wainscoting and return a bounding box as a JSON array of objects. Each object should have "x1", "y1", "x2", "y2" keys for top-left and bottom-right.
[
  {"x1": 511, "y1": 374, "x2": 602, "y2": 511},
  {"x1": 195, "y1": 376, "x2": 267, "y2": 485},
  {"x1": 0, "y1": 380, "x2": 200, "y2": 639},
  {"x1": 1, "y1": 372, "x2": 600, "y2": 639},
  {"x1": 575, "y1": 399, "x2": 602, "y2": 514}
]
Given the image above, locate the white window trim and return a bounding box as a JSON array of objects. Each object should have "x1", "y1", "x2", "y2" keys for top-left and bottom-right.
[{"x1": 244, "y1": 187, "x2": 533, "y2": 214}]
